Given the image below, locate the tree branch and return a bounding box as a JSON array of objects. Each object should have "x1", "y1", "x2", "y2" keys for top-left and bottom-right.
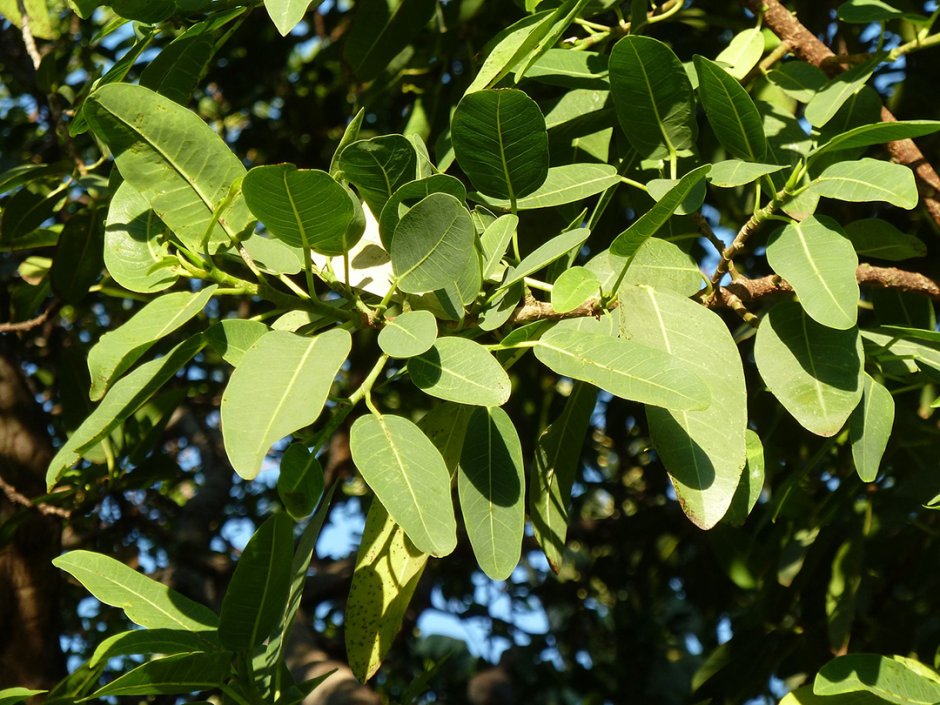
[
  {"x1": 0, "y1": 301, "x2": 59, "y2": 334},
  {"x1": 15, "y1": 0, "x2": 41, "y2": 71}
]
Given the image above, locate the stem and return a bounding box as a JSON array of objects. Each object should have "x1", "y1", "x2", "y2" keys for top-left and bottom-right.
[
  {"x1": 302, "y1": 246, "x2": 317, "y2": 298},
  {"x1": 312, "y1": 354, "x2": 389, "y2": 453},
  {"x1": 619, "y1": 176, "x2": 648, "y2": 192},
  {"x1": 510, "y1": 195, "x2": 521, "y2": 262},
  {"x1": 668, "y1": 150, "x2": 678, "y2": 180},
  {"x1": 524, "y1": 277, "x2": 553, "y2": 293}
]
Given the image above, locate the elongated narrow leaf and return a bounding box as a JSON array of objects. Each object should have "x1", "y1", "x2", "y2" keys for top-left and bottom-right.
[
  {"x1": 350, "y1": 414, "x2": 457, "y2": 556},
  {"x1": 725, "y1": 430, "x2": 764, "y2": 526},
  {"x1": 534, "y1": 328, "x2": 710, "y2": 411},
  {"x1": 83, "y1": 84, "x2": 253, "y2": 252},
  {"x1": 92, "y1": 652, "x2": 233, "y2": 697},
  {"x1": 849, "y1": 374, "x2": 894, "y2": 482},
  {"x1": 277, "y1": 445, "x2": 324, "y2": 519},
  {"x1": 343, "y1": 0, "x2": 437, "y2": 82},
  {"x1": 694, "y1": 55, "x2": 766, "y2": 161},
  {"x1": 221, "y1": 329, "x2": 351, "y2": 480},
  {"x1": 805, "y1": 60, "x2": 876, "y2": 129},
  {"x1": 481, "y1": 214, "x2": 518, "y2": 279},
  {"x1": 610, "y1": 36, "x2": 696, "y2": 157},
  {"x1": 619, "y1": 286, "x2": 747, "y2": 529},
  {"x1": 815, "y1": 654, "x2": 940, "y2": 704},
  {"x1": 844, "y1": 218, "x2": 927, "y2": 261},
  {"x1": 767, "y1": 61, "x2": 828, "y2": 104},
  {"x1": 53, "y1": 550, "x2": 219, "y2": 632},
  {"x1": 378, "y1": 310, "x2": 437, "y2": 358},
  {"x1": 766, "y1": 215, "x2": 859, "y2": 330},
  {"x1": 754, "y1": 301, "x2": 863, "y2": 437},
  {"x1": 50, "y1": 210, "x2": 104, "y2": 304},
  {"x1": 810, "y1": 120, "x2": 940, "y2": 159},
  {"x1": 90, "y1": 629, "x2": 221, "y2": 668},
  {"x1": 707, "y1": 160, "x2": 786, "y2": 187},
  {"x1": 499, "y1": 227, "x2": 590, "y2": 291},
  {"x1": 88, "y1": 286, "x2": 216, "y2": 401},
  {"x1": 476, "y1": 164, "x2": 619, "y2": 210},
  {"x1": 863, "y1": 328, "x2": 940, "y2": 374},
  {"x1": 458, "y1": 407, "x2": 525, "y2": 581},
  {"x1": 219, "y1": 513, "x2": 294, "y2": 651},
  {"x1": 409, "y1": 337, "x2": 510, "y2": 406},
  {"x1": 243, "y1": 165, "x2": 365, "y2": 256},
  {"x1": 0, "y1": 689, "x2": 45, "y2": 705},
  {"x1": 47, "y1": 335, "x2": 205, "y2": 487},
  {"x1": 464, "y1": 11, "x2": 554, "y2": 94},
  {"x1": 337, "y1": 135, "x2": 417, "y2": 215},
  {"x1": 452, "y1": 89, "x2": 549, "y2": 201},
  {"x1": 531, "y1": 381, "x2": 596, "y2": 572},
  {"x1": 810, "y1": 158, "x2": 918, "y2": 209}
]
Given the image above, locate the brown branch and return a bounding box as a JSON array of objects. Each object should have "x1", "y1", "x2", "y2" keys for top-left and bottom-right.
[
  {"x1": 0, "y1": 476, "x2": 70, "y2": 518},
  {"x1": 742, "y1": 0, "x2": 940, "y2": 229},
  {"x1": 506, "y1": 295, "x2": 612, "y2": 325},
  {"x1": 0, "y1": 301, "x2": 60, "y2": 334},
  {"x1": 15, "y1": 0, "x2": 41, "y2": 71}
]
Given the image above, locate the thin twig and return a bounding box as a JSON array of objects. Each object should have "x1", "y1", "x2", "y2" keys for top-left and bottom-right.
[
  {"x1": 15, "y1": 0, "x2": 42, "y2": 70},
  {"x1": 0, "y1": 476, "x2": 71, "y2": 518},
  {"x1": 0, "y1": 300, "x2": 60, "y2": 334}
]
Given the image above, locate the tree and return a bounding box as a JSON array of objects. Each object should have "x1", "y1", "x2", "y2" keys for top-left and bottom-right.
[{"x1": 1, "y1": 0, "x2": 940, "y2": 703}]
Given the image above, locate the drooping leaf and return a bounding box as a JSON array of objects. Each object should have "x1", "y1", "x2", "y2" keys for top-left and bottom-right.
[
  {"x1": 724, "y1": 430, "x2": 765, "y2": 526},
  {"x1": 350, "y1": 414, "x2": 457, "y2": 556},
  {"x1": 91, "y1": 653, "x2": 233, "y2": 697},
  {"x1": 609, "y1": 35, "x2": 696, "y2": 158},
  {"x1": 551, "y1": 267, "x2": 600, "y2": 313},
  {"x1": 707, "y1": 160, "x2": 786, "y2": 188},
  {"x1": 694, "y1": 55, "x2": 767, "y2": 161},
  {"x1": 88, "y1": 286, "x2": 217, "y2": 401},
  {"x1": 714, "y1": 28, "x2": 764, "y2": 80},
  {"x1": 458, "y1": 407, "x2": 525, "y2": 581},
  {"x1": 815, "y1": 654, "x2": 940, "y2": 704},
  {"x1": 90, "y1": 629, "x2": 222, "y2": 668},
  {"x1": 499, "y1": 227, "x2": 590, "y2": 291},
  {"x1": 0, "y1": 689, "x2": 45, "y2": 705},
  {"x1": 378, "y1": 310, "x2": 437, "y2": 358},
  {"x1": 264, "y1": 0, "x2": 321, "y2": 35},
  {"x1": 849, "y1": 374, "x2": 895, "y2": 482},
  {"x1": 452, "y1": 89, "x2": 549, "y2": 201},
  {"x1": 342, "y1": 0, "x2": 437, "y2": 82},
  {"x1": 243, "y1": 165, "x2": 365, "y2": 256},
  {"x1": 805, "y1": 60, "x2": 877, "y2": 129},
  {"x1": 862, "y1": 328, "x2": 940, "y2": 375},
  {"x1": 754, "y1": 301, "x2": 863, "y2": 437},
  {"x1": 378, "y1": 175, "x2": 467, "y2": 249},
  {"x1": 463, "y1": 11, "x2": 554, "y2": 94},
  {"x1": 50, "y1": 210, "x2": 104, "y2": 304},
  {"x1": 337, "y1": 135, "x2": 417, "y2": 215},
  {"x1": 766, "y1": 215, "x2": 859, "y2": 330},
  {"x1": 220, "y1": 329, "x2": 351, "y2": 480},
  {"x1": 619, "y1": 286, "x2": 747, "y2": 529},
  {"x1": 475, "y1": 163, "x2": 619, "y2": 210},
  {"x1": 809, "y1": 158, "x2": 918, "y2": 209},
  {"x1": 83, "y1": 84, "x2": 253, "y2": 253},
  {"x1": 409, "y1": 337, "x2": 510, "y2": 406},
  {"x1": 844, "y1": 218, "x2": 927, "y2": 261},
  {"x1": 277, "y1": 445, "x2": 325, "y2": 520}
]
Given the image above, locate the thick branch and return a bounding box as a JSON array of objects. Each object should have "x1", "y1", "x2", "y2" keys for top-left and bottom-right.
[{"x1": 507, "y1": 296, "x2": 611, "y2": 325}]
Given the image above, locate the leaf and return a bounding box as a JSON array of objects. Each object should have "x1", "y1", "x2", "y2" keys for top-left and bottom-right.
[
  {"x1": 378, "y1": 175, "x2": 467, "y2": 249},
  {"x1": 205, "y1": 319, "x2": 268, "y2": 367},
  {"x1": 452, "y1": 89, "x2": 549, "y2": 201},
  {"x1": 264, "y1": 0, "x2": 320, "y2": 35},
  {"x1": 50, "y1": 210, "x2": 104, "y2": 304},
  {"x1": 53, "y1": 550, "x2": 219, "y2": 633},
  {"x1": 530, "y1": 381, "x2": 596, "y2": 572},
  {"x1": 694, "y1": 55, "x2": 767, "y2": 161},
  {"x1": 809, "y1": 158, "x2": 918, "y2": 209},
  {"x1": 0, "y1": 689, "x2": 45, "y2": 705},
  {"x1": 609, "y1": 35, "x2": 696, "y2": 158},
  {"x1": 463, "y1": 11, "x2": 554, "y2": 94},
  {"x1": 754, "y1": 301, "x2": 863, "y2": 437},
  {"x1": 810, "y1": 120, "x2": 940, "y2": 160},
  {"x1": 90, "y1": 629, "x2": 221, "y2": 668},
  {"x1": 481, "y1": 214, "x2": 518, "y2": 280},
  {"x1": 219, "y1": 513, "x2": 294, "y2": 651},
  {"x1": 91, "y1": 652, "x2": 233, "y2": 697},
  {"x1": 458, "y1": 407, "x2": 525, "y2": 581},
  {"x1": 524, "y1": 49, "x2": 609, "y2": 89},
  {"x1": 805, "y1": 60, "x2": 877, "y2": 129},
  {"x1": 390, "y1": 193, "x2": 475, "y2": 294},
  {"x1": 849, "y1": 374, "x2": 895, "y2": 482},
  {"x1": 475, "y1": 163, "x2": 620, "y2": 210},
  {"x1": 88, "y1": 286, "x2": 217, "y2": 401},
  {"x1": 844, "y1": 218, "x2": 927, "y2": 261},
  {"x1": 104, "y1": 181, "x2": 179, "y2": 294},
  {"x1": 140, "y1": 14, "x2": 229, "y2": 104},
  {"x1": 707, "y1": 160, "x2": 786, "y2": 187},
  {"x1": 330, "y1": 109, "x2": 365, "y2": 179},
  {"x1": 610, "y1": 165, "x2": 710, "y2": 256},
  {"x1": 767, "y1": 61, "x2": 828, "y2": 104},
  {"x1": 342, "y1": 0, "x2": 437, "y2": 82},
  {"x1": 0, "y1": 0, "x2": 54, "y2": 37},
  {"x1": 534, "y1": 327, "x2": 710, "y2": 411},
  {"x1": 278, "y1": 445, "x2": 325, "y2": 520},
  {"x1": 826, "y1": 539, "x2": 863, "y2": 654},
  {"x1": 766, "y1": 215, "x2": 859, "y2": 330},
  {"x1": 646, "y1": 177, "x2": 706, "y2": 216},
  {"x1": 510, "y1": 0, "x2": 594, "y2": 82},
  {"x1": 815, "y1": 654, "x2": 940, "y2": 705},
  {"x1": 779, "y1": 685, "x2": 885, "y2": 705},
  {"x1": 243, "y1": 165, "x2": 365, "y2": 256},
  {"x1": 499, "y1": 227, "x2": 590, "y2": 291},
  {"x1": 724, "y1": 430, "x2": 764, "y2": 526},
  {"x1": 619, "y1": 286, "x2": 748, "y2": 529},
  {"x1": 862, "y1": 328, "x2": 940, "y2": 374},
  {"x1": 409, "y1": 337, "x2": 510, "y2": 406},
  {"x1": 590, "y1": 240, "x2": 703, "y2": 298},
  {"x1": 47, "y1": 335, "x2": 205, "y2": 487},
  {"x1": 220, "y1": 329, "x2": 351, "y2": 480},
  {"x1": 378, "y1": 310, "x2": 438, "y2": 358},
  {"x1": 715, "y1": 28, "x2": 765, "y2": 80},
  {"x1": 838, "y1": 0, "x2": 912, "y2": 23},
  {"x1": 350, "y1": 414, "x2": 457, "y2": 556},
  {"x1": 240, "y1": 233, "x2": 303, "y2": 275},
  {"x1": 337, "y1": 135, "x2": 417, "y2": 215},
  {"x1": 551, "y1": 267, "x2": 600, "y2": 313},
  {"x1": 83, "y1": 84, "x2": 253, "y2": 253}
]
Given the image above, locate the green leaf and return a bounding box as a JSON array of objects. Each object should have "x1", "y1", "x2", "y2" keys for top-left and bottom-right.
[
  {"x1": 810, "y1": 120, "x2": 940, "y2": 160},
  {"x1": 205, "y1": 319, "x2": 268, "y2": 367},
  {"x1": 619, "y1": 286, "x2": 748, "y2": 529},
  {"x1": 534, "y1": 327, "x2": 711, "y2": 411},
  {"x1": 350, "y1": 413, "x2": 457, "y2": 556},
  {"x1": 499, "y1": 227, "x2": 590, "y2": 291},
  {"x1": 91, "y1": 652, "x2": 233, "y2": 697},
  {"x1": 551, "y1": 267, "x2": 600, "y2": 313},
  {"x1": 590, "y1": 239, "x2": 703, "y2": 298},
  {"x1": 838, "y1": 0, "x2": 911, "y2": 23},
  {"x1": 409, "y1": 337, "x2": 510, "y2": 406},
  {"x1": 47, "y1": 335, "x2": 205, "y2": 487},
  {"x1": 805, "y1": 60, "x2": 877, "y2": 129},
  {"x1": 277, "y1": 445, "x2": 325, "y2": 520},
  {"x1": 844, "y1": 218, "x2": 927, "y2": 261},
  {"x1": 458, "y1": 407, "x2": 525, "y2": 581},
  {"x1": 809, "y1": 158, "x2": 919, "y2": 209},
  {"x1": 337, "y1": 135, "x2": 417, "y2": 215},
  {"x1": 378, "y1": 310, "x2": 438, "y2": 358},
  {"x1": 378, "y1": 175, "x2": 467, "y2": 249},
  {"x1": 243, "y1": 165, "x2": 365, "y2": 256},
  {"x1": 452, "y1": 89, "x2": 549, "y2": 201},
  {"x1": 104, "y1": 181, "x2": 179, "y2": 294},
  {"x1": 219, "y1": 513, "x2": 294, "y2": 651},
  {"x1": 849, "y1": 374, "x2": 895, "y2": 482},
  {"x1": 766, "y1": 215, "x2": 859, "y2": 330},
  {"x1": 475, "y1": 164, "x2": 620, "y2": 210},
  {"x1": 264, "y1": 0, "x2": 320, "y2": 35},
  {"x1": 83, "y1": 84, "x2": 253, "y2": 253},
  {"x1": 239, "y1": 233, "x2": 303, "y2": 275},
  {"x1": 90, "y1": 629, "x2": 221, "y2": 668},
  {"x1": 780, "y1": 685, "x2": 886, "y2": 705},
  {"x1": 390, "y1": 193, "x2": 475, "y2": 294},
  {"x1": 646, "y1": 177, "x2": 706, "y2": 216},
  {"x1": 481, "y1": 214, "x2": 518, "y2": 280},
  {"x1": 0, "y1": 0, "x2": 55, "y2": 38},
  {"x1": 50, "y1": 210, "x2": 104, "y2": 304},
  {"x1": 863, "y1": 328, "x2": 940, "y2": 374},
  {"x1": 464, "y1": 11, "x2": 554, "y2": 94},
  {"x1": 0, "y1": 688, "x2": 46, "y2": 705},
  {"x1": 714, "y1": 28, "x2": 765, "y2": 80},
  {"x1": 530, "y1": 381, "x2": 596, "y2": 572},
  {"x1": 694, "y1": 55, "x2": 767, "y2": 161},
  {"x1": 707, "y1": 160, "x2": 786, "y2": 188},
  {"x1": 330, "y1": 109, "x2": 365, "y2": 179},
  {"x1": 88, "y1": 286, "x2": 217, "y2": 401},
  {"x1": 815, "y1": 654, "x2": 940, "y2": 705},
  {"x1": 609, "y1": 35, "x2": 696, "y2": 158},
  {"x1": 610, "y1": 165, "x2": 710, "y2": 256},
  {"x1": 510, "y1": 0, "x2": 594, "y2": 82},
  {"x1": 767, "y1": 61, "x2": 828, "y2": 104},
  {"x1": 724, "y1": 430, "x2": 765, "y2": 526},
  {"x1": 53, "y1": 550, "x2": 219, "y2": 632},
  {"x1": 524, "y1": 49, "x2": 608, "y2": 89},
  {"x1": 220, "y1": 329, "x2": 351, "y2": 480},
  {"x1": 754, "y1": 301, "x2": 863, "y2": 437},
  {"x1": 826, "y1": 539, "x2": 863, "y2": 654},
  {"x1": 342, "y1": 0, "x2": 437, "y2": 82}
]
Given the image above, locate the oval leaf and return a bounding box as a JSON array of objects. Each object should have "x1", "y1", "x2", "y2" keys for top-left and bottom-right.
[
  {"x1": 844, "y1": 218, "x2": 927, "y2": 261},
  {"x1": 475, "y1": 163, "x2": 619, "y2": 211},
  {"x1": 337, "y1": 135, "x2": 417, "y2": 215},
  {"x1": 378, "y1": 309, "x2": 438, "y2": 358},
  {"x1": 409, "y1": 337, "x2": 510, "y2": 406},
  {"x1": 551, "y1": 266, "x2": 600, "y2": 313},
  {"x1": 694, "y1": 55, "x2": 767, "y2": 161},
  {"x1": 809, "y1": 158, "x2": 918, "y2": 209}
]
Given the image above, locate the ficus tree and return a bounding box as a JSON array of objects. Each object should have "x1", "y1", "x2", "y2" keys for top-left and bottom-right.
[{"x1": 1, "y1": 0, "x2": 940, "y2": 703}]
